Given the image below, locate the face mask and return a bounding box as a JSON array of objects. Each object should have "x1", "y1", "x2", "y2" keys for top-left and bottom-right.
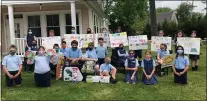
[
  {"x1": 55, "y1": 49, "x2": 59, "y2": 53},
  {"x1": 177, "y1": 50, "x2": 183, "y2": 54},
  {"x1": 10, "y1": 50, "x2": 16, "y2": 55},
  {"x1": 105, "y1": 60, "x2": 110, "y2": 64},
  {"x1": 88, "y1": 48, "x2": 93, "y2": 51},
  {"x1": 32, "y1": 44, "x2": 36, "y2": 46},
  {"x1": 191, "y1": 34, "x2": 196, "y2": 37},
  {"x1": 119, "y1": 47, "x2": 123, "y2": 50},
  {"x1": 72, "y1": 30, "x2": 76, "y2": 33},
  {"x1": 39, "y1": 51, "x2": 44, "y2": 55},
  {"x1": 72, "y1": 47, "x2": 77, "y2": 50},
  {"x1": 161, "y1": 48, "x2": 165, "y2": 51},
  {"x1": 87, "y1": 31, "x2": 91, "y2": 33},
  {"x1": 28, "y1": 32, "x2": 32, "y2": 34}
]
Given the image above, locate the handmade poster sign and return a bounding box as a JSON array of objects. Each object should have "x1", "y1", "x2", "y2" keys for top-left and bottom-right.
[
  {"x1": 86, "y1": 76, "x2": 110, "y2": 83},
  {"x1": 46, "y1": 49, "x2": 56, "y2": 56},
  {"x1": 162, "y1": 55, "x2": 175, "y2": 66},
  {"x1": 64, "y1": 34, "x2": 82, "y2": 48},
  {"x1": 63, "y1": 67, "x2": 83, "y2": 82},
  {"x1": 25, "y1": 51, "x2": 35, "y2": 64},
  {"x1": 151, "y1": 36, "x2": 172, "y2": 51},
  {"x1": 177, "y1": 37, "x2": 200, "y2": 55},
  {"x1": 42, "y1": 37, "x2": 61, "y2": 50},
  {"x1": 109, "y1": 32, "x2": 128, "y2": 47},
  {"x1": 98, "y1": 33, "x2": 110, "y2": 47},
  {"x1": 81, "y1": 34, "x2": 98, "y2": 48},
  {"x1": 128, "y1": 35, "x2": 148, "y2": 50}
]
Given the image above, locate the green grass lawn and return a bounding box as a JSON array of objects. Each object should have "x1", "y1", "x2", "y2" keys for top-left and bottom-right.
[{"x1": 1, "y1": 44, "x2": 206, "y2": 100}]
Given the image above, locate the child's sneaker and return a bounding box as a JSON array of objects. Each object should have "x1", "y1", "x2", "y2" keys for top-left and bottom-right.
[
  {"x1": 110, "y1": 77, "x2": 117, "y2": 84},
  {"x1": 132, "y1": 82, "x2": 136, "y2": 84},
  {"x1": 126, "y1": 82, "x2": 130, "y2": 84}
]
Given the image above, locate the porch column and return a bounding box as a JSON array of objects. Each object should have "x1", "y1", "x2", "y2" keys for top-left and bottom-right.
[
  {"x1": 88, "y1": 9, "x2": 93, "y2": 31},
  {"x1": 70, "y1": 1, "x2": 76, "y2": 30},
  {"x1": 8, "y1": 5, "x2": 15, "y2": 45}
]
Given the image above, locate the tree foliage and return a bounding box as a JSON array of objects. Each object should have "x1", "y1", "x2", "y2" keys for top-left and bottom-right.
[
  {"x1": 104, "y1": 0, "x2": 148, "y2": 35},
  {"x1": 156, "y1": 7, "x2": 172, "y2": 13}
]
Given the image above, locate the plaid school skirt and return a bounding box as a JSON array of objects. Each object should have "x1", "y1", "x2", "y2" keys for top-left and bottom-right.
[{"x1": 174, "y1": 68, "x2": 187, "y2": 84}]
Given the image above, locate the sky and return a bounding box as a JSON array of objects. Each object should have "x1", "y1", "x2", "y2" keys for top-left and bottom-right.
[{"x1": 155, "y1": 1, "x2": 206, "y2": 14}]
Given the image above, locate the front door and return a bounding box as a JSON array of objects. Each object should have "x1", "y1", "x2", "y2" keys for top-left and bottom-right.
[{"x1": 6, "y1": 19, "x2": 24, "y2": 39}]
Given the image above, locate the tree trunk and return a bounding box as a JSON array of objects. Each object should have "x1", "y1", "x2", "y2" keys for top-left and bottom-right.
[{"x1": 149, "y1": 0, "x2": 157, "y2": 36}]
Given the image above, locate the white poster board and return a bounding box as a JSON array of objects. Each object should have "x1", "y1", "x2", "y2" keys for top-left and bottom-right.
[
  {"x1": 63, "y1": 67, "x2": 83, "y2": 82},
  {"x1": 151, "y1": 36, "x2": 172, "y2": 51},
  {"x1": 64, "y1": 34, "x2": 82, "y2": 48},
  {"x1": 42, "y1": 37, "x2": 61, "y2": 50},
  {"x1": 109, "y1": 32, "x2": 128, "y2": 48},
  {"x1": 177, "y1": 37, "x2": 200, "y2": 55},
  {"x1": 81, "y1": 34, "x2": 98, "y2": 48},
  {"x1": 98, "y1": 33, "x2": 110, "y2": 47},
  {"x1": 86, "y1": 76, "x2": 110, "y2": 83},
  {"x1": 128, "y1": 35, "x2": 148, "y2": 50}
]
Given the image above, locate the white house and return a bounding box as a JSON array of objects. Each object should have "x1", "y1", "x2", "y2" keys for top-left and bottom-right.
[{"x1": 1, "y1": 0, "x2": 109, "y2": 58}]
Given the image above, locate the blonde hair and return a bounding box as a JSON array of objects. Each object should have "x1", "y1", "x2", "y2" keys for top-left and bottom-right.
[
  {"x1": 105, "y1": 57, "x2": 111, "y2": 61},
  {"x1": 49, "y1": 30, "x2": 54, "y2": 33},
  {"x1": 88, "y1": 42, "x2": 94, "y2": 47}
]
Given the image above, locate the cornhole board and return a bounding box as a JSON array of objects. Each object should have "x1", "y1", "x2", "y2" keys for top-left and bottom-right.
[
  {"x1": 86, "y1": 76, "x2": 110, "y2": 83},
  {"x1": 63, "y1": 67, "x2": 83, "y2": 82}
]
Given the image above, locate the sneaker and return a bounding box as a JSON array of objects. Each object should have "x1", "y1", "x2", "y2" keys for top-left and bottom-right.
[
  {"x1": 126, "y1": 82, "x2": 130, "y2": 84},
  {"x1": 110, "y1": 78, "x2": 117, "y2": 84},
  {"x1": 132, "y1": 82, "x2": 136, "y2": 84}
]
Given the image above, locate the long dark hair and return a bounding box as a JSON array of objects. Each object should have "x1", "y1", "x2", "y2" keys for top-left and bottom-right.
[
  {"x1": 176, "y1": 45, "x2": 185, "y2": 58},
  {"x1": 174, "y1": 30, "x2": 185, "y2": 42}
]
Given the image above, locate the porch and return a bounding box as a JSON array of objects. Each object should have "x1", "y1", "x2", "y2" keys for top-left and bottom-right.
[{"x1": 1, "y1": 0, "x2": 109, "y2": 58}]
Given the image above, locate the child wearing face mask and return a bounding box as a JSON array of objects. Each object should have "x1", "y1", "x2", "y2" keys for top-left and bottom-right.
[
  {"x1": 31, "y1": 40, "x2": 38, "y2": 51},
  {"x1": 2, "y1": 45, "x2": 23, "y2": 87},
  {"x1": 157, "y1": 43, "x2": 169, "y2": 64},
  {"x1": 49, "y1": 44, "x2": 60, "y2": 78},
  {"x1": 174, "y1": 30, "x2": 185, "y2": 52},
  {"x1": 117, "y1": 43, "x2": 128, "y2": 68},
  {"x1": 172, "y1": 45, "x2": 189, "y2": 84},
  {"x1": 156, "y1": 43, "x2": 170, "y2": 76},
  {"x1": 87, "y1": 28, "x2": 92, "y2": 34},
  {"x1": 189, "y1": 31, "x2": 201, "y2": 71},
  {"x1": 34, "y1": 46, "x2": 54, "y2": 87},
  {"x1": 141, "y1": 51, "x2": 158, "y2": 85},
  {"x1": 82, "y1": 42, "x2": 99, "y2": 74},
  {"x1": 99, "y1": 57, "x2": 117, "y2": 83},
  {"x1": 124, "y1": 50, "x2": 139, "y2": 84},
  {"x1": 71, "y1": 27, "x2": 77, "y2": 34}
]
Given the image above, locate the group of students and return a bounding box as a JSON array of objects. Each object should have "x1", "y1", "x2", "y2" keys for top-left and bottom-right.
[{"x1": 2, "y1": 29, "x2": 201, "y2": 87}]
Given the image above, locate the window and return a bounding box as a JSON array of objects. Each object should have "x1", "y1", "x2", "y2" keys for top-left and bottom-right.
[
  {"x1": 28, "y1": 15, "x2": 41, "y2": 37},
  {"x1": 65, "y1": 13, "x2": 79, "y2": 34},
  {"x1": 46, "y1": 14, "x2": 60, "y2": 36}
]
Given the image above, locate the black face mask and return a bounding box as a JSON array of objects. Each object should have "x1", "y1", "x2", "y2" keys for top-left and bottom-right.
[
  {"x1": 10, "y1": 50, "x2": 16, "y2": 55},
  {"x1": 72, "y1": 47, "x2": 77, "y2": 50},
  {"x1": 119, "y1": 47, "x2": 123, "y2": 50},
  {"x1": 88, "y1": 48, "x2": 93, "y2": 51},
  {"x1": 87, "y1": 31, "x2": 91, "y2": 34}
]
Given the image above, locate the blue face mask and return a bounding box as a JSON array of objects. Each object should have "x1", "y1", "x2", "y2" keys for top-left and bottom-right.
[
  {"x1": 177, "y1": 50, "x2": 183, "y2": 54},
  {"x1": 72, "y1": 30, "x2": 76, "y2": 33}
]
